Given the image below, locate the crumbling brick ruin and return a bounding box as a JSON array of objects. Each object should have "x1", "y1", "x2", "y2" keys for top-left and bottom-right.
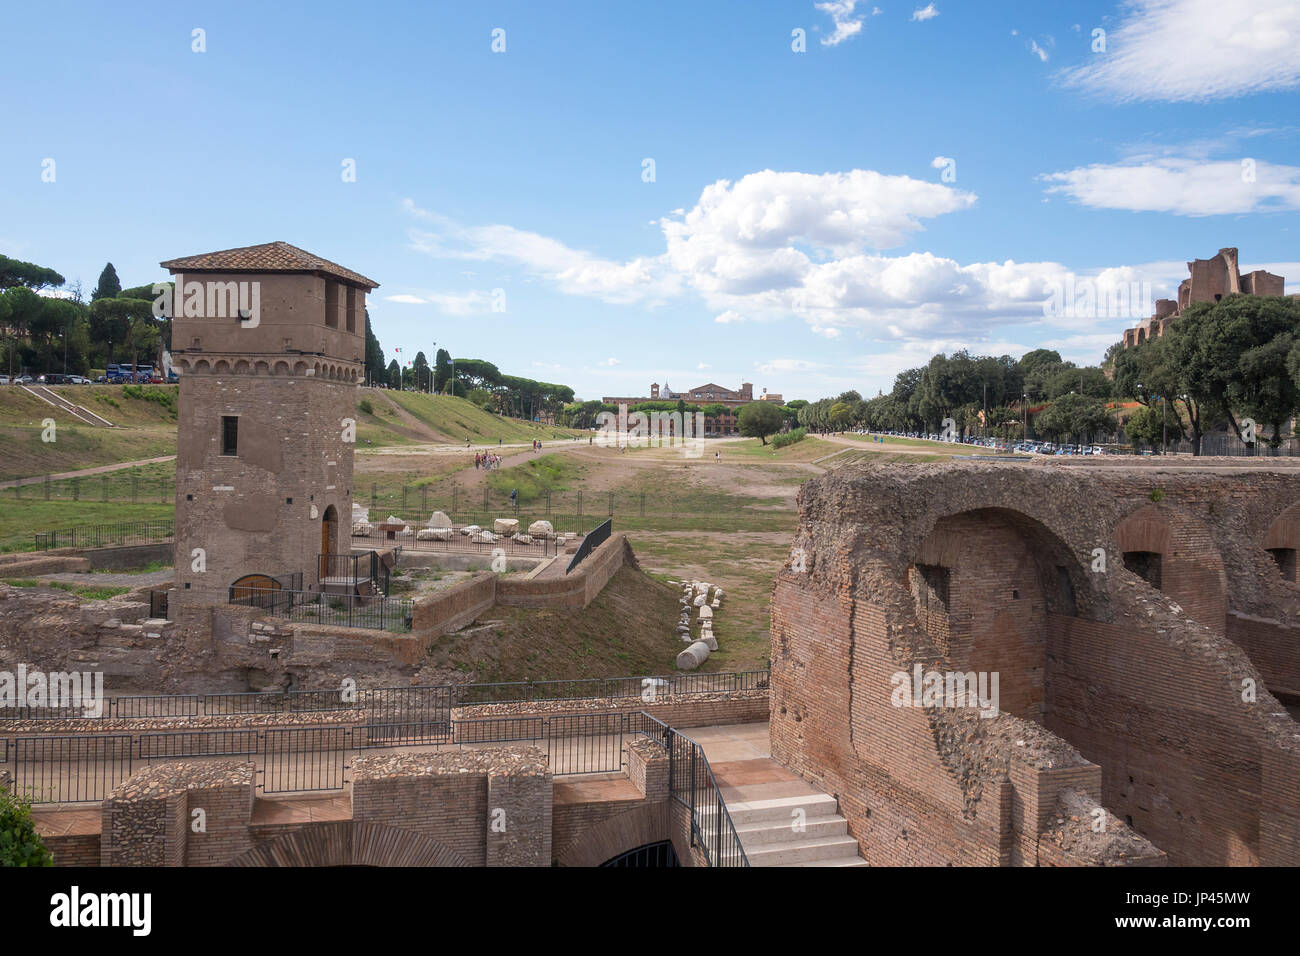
[
  {"x1": 1121, "y1": 246, "x2": 1289, "y2": 348},
  {"x1": 770, "y1": 461, "x2": 1300, "y2": 866}
]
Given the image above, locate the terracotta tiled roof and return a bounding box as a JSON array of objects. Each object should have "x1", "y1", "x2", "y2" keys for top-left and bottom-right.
[{"x1": 160, "y1": 241, "x2": 378, "y2": 289}]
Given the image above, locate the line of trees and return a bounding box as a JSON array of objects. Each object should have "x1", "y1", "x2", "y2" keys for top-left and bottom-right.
[
  {"x1": 368, "y1": 344, "x2": 576, "y2": 424},
  {"x1": 794, "y1": 294, "x2": 1300, "y2": 454},
  {"x1": 0, "y1": 256, "x2": 168, "y2": 378}
]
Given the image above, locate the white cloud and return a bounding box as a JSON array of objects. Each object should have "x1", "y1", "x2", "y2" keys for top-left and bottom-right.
[
  {"x1": 911, "y1": 3, "x2": 938, "y2": 22},
  {"x1": 401, "y1": 198, "x2": 677, "y2": 305},
  {"x1": 1029, "y1": 39, "x2": 1049, "y2": 62},
  {"x1": 403, "y1": 169, "x2": 1189, "y2": 354},
  {"x1": 816, "y1": 0, "x2": 865, "y2": 45},
  {"x1": 383, "y1": 289, "x2": 501, "y2": 314},
  {"x1": 697, "y1": 363, "x2": 712, "y2": 370},
  {"x1": 931, "y1": 155, "x2": 953, "y2": 169},
  {"x1": 602, "y1": 357, "x2": 621, "y2": 366},
  {"x1": 1040, "y1": 157, "x2": 1300, "y2": 215},
  {"x1": 1059, "y1": 0, "x2": 1300, "y2": 102}
]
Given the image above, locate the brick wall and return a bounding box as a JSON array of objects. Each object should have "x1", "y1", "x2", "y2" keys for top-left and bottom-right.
[
  {"x1": 411, "y1": 571, "x2": 496, "y2": 635},
  {"x1": 769, "y1": 461, "x2": 1300, "y2": 867}
]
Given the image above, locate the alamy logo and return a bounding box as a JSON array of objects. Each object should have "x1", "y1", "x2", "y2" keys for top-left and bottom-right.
[
  {"x1": 890, "y1": 664, "x2": 1000, "y2": 718},
  {"x1": 0, "y1": 665, "x2": 104, "y2": 717},
  {"x1": 49, "y1": 886, "x2": 151, "y2": 936},
  {"x1": 595, "y1": 402, "x2": 706, "y2": 458},
  {"x1": 153, "y1": 271, "x2": 261, "y2": 327}
]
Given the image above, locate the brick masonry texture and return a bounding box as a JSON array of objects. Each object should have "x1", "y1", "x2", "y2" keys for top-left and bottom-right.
[{"x1": 771, "y1": 460, "x2": 1300, "y2": 866}]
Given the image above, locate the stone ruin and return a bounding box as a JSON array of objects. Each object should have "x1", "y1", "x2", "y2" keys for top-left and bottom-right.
[
  {"x1": 676, "y1": 580, "x2": 724, "y2": 670},
  {"x1": 770, "y1": 460, "x2": 1300, "y2": 866}
]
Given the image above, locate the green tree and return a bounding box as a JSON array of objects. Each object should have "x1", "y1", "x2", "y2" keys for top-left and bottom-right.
[
  {"x1": 386, "y1": 359, "x2": 401, "y2": 389},
  {"x1": 89, "y1": 296, "x2": 155, "y2": 370},
  {"x1": 433, "y1": 348, "x2": 452, "y2": 393},
  {"x1": 0, "y1": 255, "x2": 64, "y2": 292},
  {"x1": 1124, "y1": 402, "x2": 1185, "y2": 452},
  {"x1": 1033, "y1": 393, "x2": 1115, "y2": 445},
  {"x1": 1165, "y1": 295, "x2": 1300, "y2": 451},
  {"x1": 0, "y1": 785, "x2": 53, "y2": 866},
  {"x1": 2, "y1": 286, "x2": 44, "y2": 378},
  {"x1": 363, "y1": 310, "x2": 385, "y2": 385},
  {"x1": 412, "y1": 350, "x2": 430, "y2": 392},
  {"x1": 737, "y1": 401, "x2": 785, "y2": 445},
  {"x1": 91, "y1": 262, "x2": 121, "y2": 301}
]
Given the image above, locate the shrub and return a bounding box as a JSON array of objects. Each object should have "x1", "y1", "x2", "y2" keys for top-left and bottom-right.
[
  {"x1": 772, "y1": 427, "x2": 808, "y2": 449},
  {"x1": 0, "y1": 786, "x2": 53, "y2": 866},
  {"x1": 358, "y1": 398, "x2": 374, "y2": 416}
]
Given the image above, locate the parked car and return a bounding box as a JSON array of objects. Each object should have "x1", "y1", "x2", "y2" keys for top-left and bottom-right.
[
  {"x1": 68, "y1": 375, "x2": 90, "y2": 385},
  {"x1": 166, "y1": 369, "x2": 179, "y2": 383},
  {"x1": 14, "y1": 374, "x2": 33, "y2": 385}
]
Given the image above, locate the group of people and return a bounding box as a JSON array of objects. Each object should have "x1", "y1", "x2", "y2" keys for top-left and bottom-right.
[{"x1": 475, "y1": 452, "x2": 502, "y2": 470}]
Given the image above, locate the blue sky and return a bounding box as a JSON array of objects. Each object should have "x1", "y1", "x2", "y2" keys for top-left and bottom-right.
[{"x1": 2, "y1": 0, "x2": 1298, "y2": 401}]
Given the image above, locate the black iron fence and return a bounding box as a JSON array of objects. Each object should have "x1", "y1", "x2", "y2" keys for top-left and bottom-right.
[
  {"x1": 8, "y1": 472, "x2": 175, "y2": 507},
  {"x1": 227, "y1": 588, "x2": 414, "y2": 633},
  {"x1": 33, "y1": 519, "x2": 174, "y2": 552},
  {"x1": 2, "y1": 710, "x2": 652, "y2": 801},
  {"x1": 566, "y1": 518, "x2": 611, "y2": 574},
  {"x1": 367, "y1": 484, "x2": 784, "y2": 524},
  {"x1": 351, "y1": 524, "x2": 556, "y2": 557},
  {"x1": 318, "y1": 550, "x2": 391, "y2": 594},
  {"x1": 636, "y1": 714, "x2": 749, "y2": 867},
  {"x1": 0, "y1": 670, "x2": 769, "y2": 724}
]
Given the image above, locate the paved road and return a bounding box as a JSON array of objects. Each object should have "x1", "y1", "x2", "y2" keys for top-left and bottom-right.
[{"x1": 0, "y1": 455, "x2": 177, "y2": 490}]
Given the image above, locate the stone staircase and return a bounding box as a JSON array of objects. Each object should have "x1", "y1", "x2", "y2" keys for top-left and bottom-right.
[
  {"x1": 22, "y1": 384, "x2": 115, "y2": 426},
  {"x1": 728, "y1": 792, "x2": 867, "y2": 866}
]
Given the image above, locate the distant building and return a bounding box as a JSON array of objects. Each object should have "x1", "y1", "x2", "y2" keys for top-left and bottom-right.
[
  {"x1": 601, "y1": 381, "x2": 759, "y2": 435},
  {"x1": 1120, "y1": 247, "x2": 1287, "y2": 349}
]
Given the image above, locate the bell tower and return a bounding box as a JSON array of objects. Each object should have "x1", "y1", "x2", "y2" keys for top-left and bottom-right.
[{"x1": 161, "y1": 241, "x2": 379, "y2": 604}]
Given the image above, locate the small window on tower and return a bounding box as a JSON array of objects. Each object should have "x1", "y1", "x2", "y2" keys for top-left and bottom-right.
[{"x1": 221, "y1": 416, "x2": 239, "y2": 456}]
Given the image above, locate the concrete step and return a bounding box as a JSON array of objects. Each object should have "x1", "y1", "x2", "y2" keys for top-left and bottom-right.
[
  {"x1": 727, "y1": 792, "x2": 839, "y2": 825},
  {"x1": 734, "y1": 815, "x2": 847, "y2": 845},
  {"x1": 787, "y1": 856, "x2": 870, "y2": 867},
  {"x1": 745, "y1": 834, "x2": 864, "y2": 866}
]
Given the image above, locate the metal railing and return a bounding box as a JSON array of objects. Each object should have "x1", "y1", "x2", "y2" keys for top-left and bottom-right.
[
  {"x1": 227, "y1": 587, "x2": 413, "y2": 633},
  {"x1": 351, "y1": 525, "x2": 555, "y2": 557},
  {"x1": 637, "y1": 714, "x2": 749, "y2": 867},
  {"x1": 33, "y1": 519, "x2": 174, "y2": 552},
  {"x1": 0, "y1": 670, "x2": 770, "y2": 723},
  {"x1": 2, "y1": 711, "x2": 644, "y2": 800},
  {"x1": 566, "y1": 518, "x2": 611, "y2": 574},
  {"x1": 319, "y1": 550, "x2": 391, "y2": 594}
]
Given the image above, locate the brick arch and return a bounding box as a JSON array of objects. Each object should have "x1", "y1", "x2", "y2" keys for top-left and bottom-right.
[
  {"x1": 1263, "y1": 502, "x2": 1300, "y2": 551},
  {"x1": 909, "y1": 507, "x2": 1084, "y2": 722},
  {"x1": 1113, "y1": 505, "x2": 1174, "y2": 556},
  {"x1": 553, "y1": 803, "x2": 673, "y2": 867},
  {"x1": 1262, "y1": 502, "x2": 1300, "y2": 583},
  {"x1": 227, "y1": 821, "x2": 471, "y2": 867},
  {"x1": 1113, "y1": 503, "x2": 1227, "y2": 633}
]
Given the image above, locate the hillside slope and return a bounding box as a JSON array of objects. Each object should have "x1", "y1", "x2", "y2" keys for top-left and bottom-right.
[{"x1": 356, "y1": 388, "x2": 586, "y2": 446}]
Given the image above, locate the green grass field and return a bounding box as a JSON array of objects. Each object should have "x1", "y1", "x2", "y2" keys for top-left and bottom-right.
[{"x1": 357, "y1": 389, "x2": 587, "y2": 446}]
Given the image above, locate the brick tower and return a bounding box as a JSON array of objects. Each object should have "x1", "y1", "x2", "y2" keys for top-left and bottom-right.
[{"x1": 161, "y1": 242, "x2": 378, "y2": 604}]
